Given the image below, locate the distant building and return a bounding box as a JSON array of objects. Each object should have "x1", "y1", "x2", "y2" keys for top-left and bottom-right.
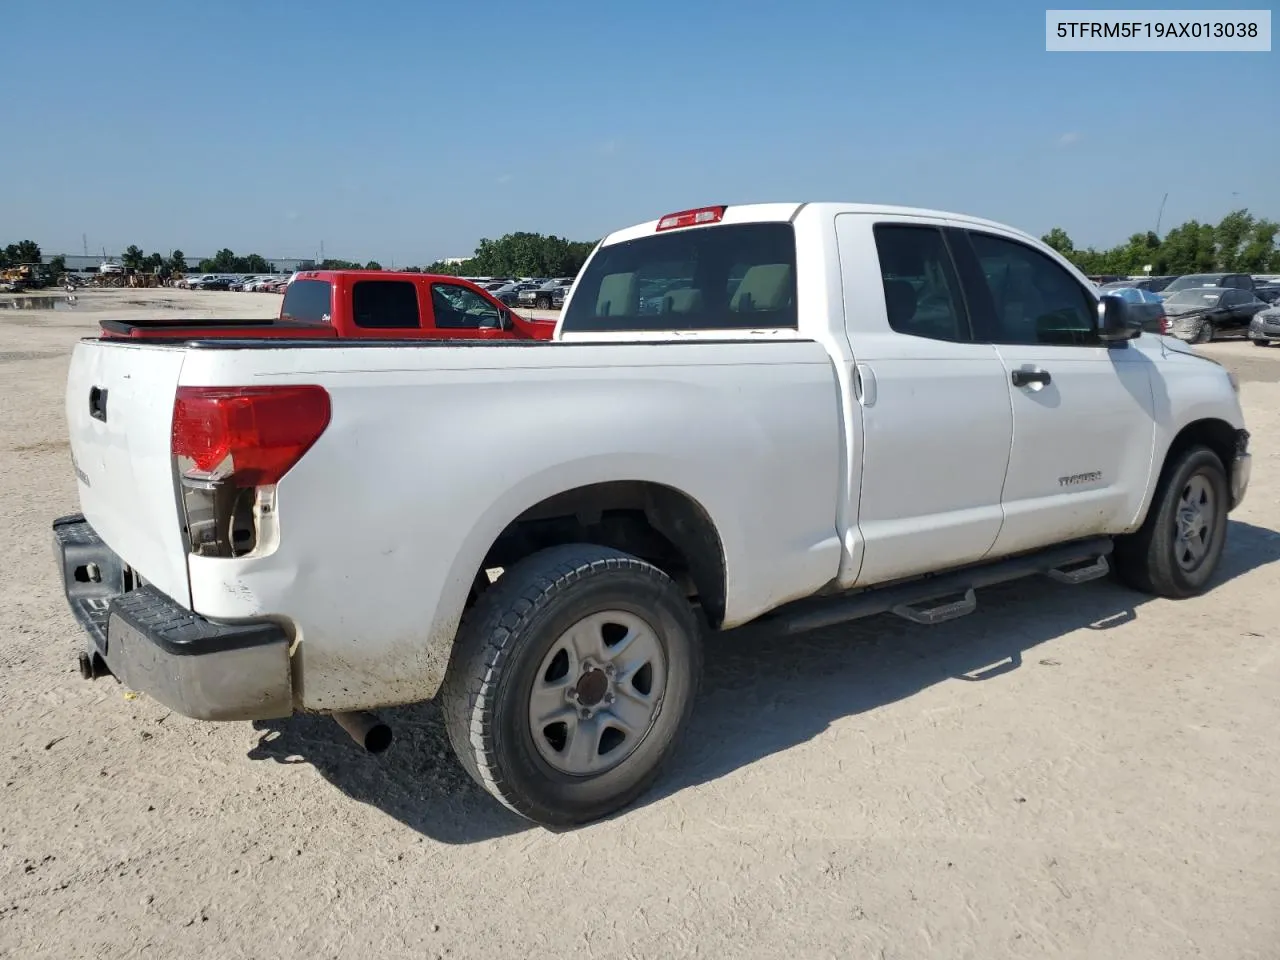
[{"x1": 440, "y1": 257, "x2": 469, "y2": 266}]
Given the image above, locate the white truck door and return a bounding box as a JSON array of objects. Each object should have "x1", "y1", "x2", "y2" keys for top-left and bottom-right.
[
  {"x1": 954, "y1": 228, "x2": 1156, "y2": 557},
  {"x1": 834, "y1": 214, "x2": 1013, "y2": 588}
]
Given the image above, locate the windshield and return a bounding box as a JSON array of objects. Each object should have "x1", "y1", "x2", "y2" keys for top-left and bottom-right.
[
  {"x1": 1163, "y1": 289, "x2": 1222, "y2": 307},
  {"x1": 561, "y1": 222, "x2": 798, "y2": 333}
]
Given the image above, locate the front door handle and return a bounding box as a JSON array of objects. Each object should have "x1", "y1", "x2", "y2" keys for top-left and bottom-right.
[{"x1": 1011, "y1": 369, "x2": 1051, "y2": 388}]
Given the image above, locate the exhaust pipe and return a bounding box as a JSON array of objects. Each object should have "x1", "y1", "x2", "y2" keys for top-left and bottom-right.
[{"x1": 332, "y1": 711, "x2": 393, "y2": 754}]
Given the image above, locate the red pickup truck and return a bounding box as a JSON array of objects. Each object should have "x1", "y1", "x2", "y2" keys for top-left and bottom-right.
[{"x1": 100, "y1": 271, "x2": 556, "y2": 341}]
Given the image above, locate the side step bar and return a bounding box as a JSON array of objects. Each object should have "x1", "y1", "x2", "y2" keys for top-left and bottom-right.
[{"x1": 765, "y1": 537, "x2": 1113, "y2": 636}]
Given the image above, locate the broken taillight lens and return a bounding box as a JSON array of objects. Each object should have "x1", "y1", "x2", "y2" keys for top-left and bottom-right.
[{"x1": 171, "y1": 386, "x2": 330, "y2": 556}]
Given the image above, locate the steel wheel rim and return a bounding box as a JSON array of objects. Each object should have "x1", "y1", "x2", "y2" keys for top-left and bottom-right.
[
  {"x1": 528, "y1": 610, "x2": 668, "y2": 777},
  {"x1": 1174, "y1": 473, "x2": 1217, "y2": 572}
]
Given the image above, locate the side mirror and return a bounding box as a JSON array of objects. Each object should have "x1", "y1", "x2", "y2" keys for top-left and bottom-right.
[
  {"x1": 1098, "y1": 294, "x2": 1143, "y2": 341},
  {"x1": 480, "y1": 309, "x2": 511, "y2": 331}
]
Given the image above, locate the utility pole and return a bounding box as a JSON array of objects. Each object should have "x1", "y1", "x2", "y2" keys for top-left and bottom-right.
[
  {"x1": 1154, "y1": 192, "x2": 1168, "y2": 236},
  {"x1": 82, "y1": 234, "x2": 88, "y2": 257}
]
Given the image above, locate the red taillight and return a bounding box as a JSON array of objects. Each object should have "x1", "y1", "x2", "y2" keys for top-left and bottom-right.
[
  {"x1": 656, "y1": 205, "x2": 726, "y2": 231},
  {"x1": 171, "y1": 385, "x2": 330, "y2": 486},
  {"x1": 1158, "y1": 313, "x2": 1170, "y2": 335}
]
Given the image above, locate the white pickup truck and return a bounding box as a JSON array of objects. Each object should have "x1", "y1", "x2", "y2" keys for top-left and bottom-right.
[{"x1": 53, "y1": 202, "x2": 1251, "y2": 827}]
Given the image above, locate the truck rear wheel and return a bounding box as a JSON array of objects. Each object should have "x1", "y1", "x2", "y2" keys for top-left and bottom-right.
[
  {"x1": 441, "y1": 544, "x2": 702, "y2": 827},
  {"x1": 1113, "y1": 445, "x2": 1228, "y2": 598}
]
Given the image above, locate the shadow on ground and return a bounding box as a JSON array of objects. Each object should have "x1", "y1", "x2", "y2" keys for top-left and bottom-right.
[{"x1": 247, "y1": 519, "x2": 1280, "y2": 844}]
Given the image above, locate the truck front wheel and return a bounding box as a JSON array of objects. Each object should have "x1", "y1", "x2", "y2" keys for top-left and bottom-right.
[
  {"x1": 1113, "y1": 445, "x2": 1229, "y2": 598},
  {"x1": 441, "y1": 544, "x2": 702, "y2": 827}
]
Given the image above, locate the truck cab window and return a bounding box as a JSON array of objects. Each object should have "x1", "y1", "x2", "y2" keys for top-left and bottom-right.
[
  {"x1": 352, "y1": 280, "x2": 421, "y2": 329},
  {"x1": 872, "y1": 224, "x2": 970, "y2": 341},
  {"x1": 966, "y1": 232, "x2": 1098, "y2": 346},
  {"x1": 432, "y1": 284, "x2": 500, "y2": 329}
]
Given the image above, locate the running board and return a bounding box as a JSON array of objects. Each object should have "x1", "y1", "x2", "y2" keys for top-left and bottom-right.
[
  {"x1": 764, "y1": 537, "x2": 1113, "y2": 636},
  {"x1": 1046, "y1": 555, "x2": 1110, "y2": 585},
  {"x1": 892, "y1": 588, "x2": 976, "y2": 625}
]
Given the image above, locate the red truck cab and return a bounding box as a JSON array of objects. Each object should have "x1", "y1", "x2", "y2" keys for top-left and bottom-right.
[{"x1": 99, "y1": 271, "x2": 556, "y2": 341}]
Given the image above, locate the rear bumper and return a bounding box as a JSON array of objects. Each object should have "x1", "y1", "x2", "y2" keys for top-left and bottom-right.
[
  {"x1": 1230, "y1": 429, "x2": 1251, "y2": 511},
  {"x1": 51, "y1": 514, "x2": 292, "y2": 721}
]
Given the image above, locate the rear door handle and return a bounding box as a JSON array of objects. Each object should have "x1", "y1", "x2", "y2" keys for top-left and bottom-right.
[
  {"x1": 1011, "y1": 369, "x2": 1051, "y2": 388},
  {"x1": 89, "y1": 386, "x2": 108, "y2": 422}
]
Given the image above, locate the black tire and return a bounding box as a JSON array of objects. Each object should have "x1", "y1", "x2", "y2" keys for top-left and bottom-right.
[
  {"x1": 1253, "y1": 338, "x2": 1269, "y2": 347},
  {"x1": 441, "y1": 544, "x2": 702, "y2": 827},
  {"x1": 1113, "y1": 445, "x2": 1229, "y2": 599},
  {"x1": 1191, "y1": 318, "x2": 1214, "y2": 344},
  {"x1": 535, "y1": 294, "x2": 552, "y2": 309}
]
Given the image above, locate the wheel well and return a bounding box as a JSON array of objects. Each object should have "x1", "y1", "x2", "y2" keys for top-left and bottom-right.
[
  {"x1": 475, "y1": 482, "x2": 727, "y2": 627},
  {"x1": 1163, "y1": 418, "x2": 1237, "y2": 479}
]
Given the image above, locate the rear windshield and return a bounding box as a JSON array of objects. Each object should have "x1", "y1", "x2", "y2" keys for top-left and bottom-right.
[
  {"x1": 280, "y1": 279, "x2": 333, "y2": 324},
  {"x1": 560, "y1": 222, "x2": 798, "y2": 333}
]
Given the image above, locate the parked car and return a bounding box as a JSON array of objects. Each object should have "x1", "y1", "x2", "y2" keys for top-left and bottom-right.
[
  {"x1": 519, "y1": 277, "x2": 575, "y2": 309},
  {"x1": 1161, "y1": 286, "x2": 1269, "y2": 342},
  {"x1": 1248, "y1": 303, "x2": 1280, "y2": 345},
  {"x1": 194, "y1": 276, "x2": 233, "y2": 291},
  {"x1": 1098, "y1": 285, "x2": 1169, "y2": 334},
  {"x1": 1160, "y1": 273, "x2": 1256, "y2": 297},
  {"x1": 1099, "y1": 276, "x2": 1176, "y2": 294},
  {"x1": 52, "y1": 201, "x2": 1250, "y2": 828},
  {"x1": 1252, "y1": 283, "x2": 1280, "y2": 304},
  {"x1": 98, "y1": 270, "x2": 556, "y2": 341}
]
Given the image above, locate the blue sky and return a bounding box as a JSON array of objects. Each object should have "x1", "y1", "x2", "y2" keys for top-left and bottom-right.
[{"x1": 2, "y1": 0, "x2": 1276, "y2": 264}]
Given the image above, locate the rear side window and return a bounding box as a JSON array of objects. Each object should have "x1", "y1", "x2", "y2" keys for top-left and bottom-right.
[
  {"x1": 872, "y1": 224, "x2": 970, "y2": 341},
  {"x1": 351, "y1": 280, "x2": 420, "y2": 329},
  {"x1": 561, "y1": 223, "x2": 798, "y2": 333},
  {"x1": 280, "y1": 279, "x2": 333, "y2": 324}
]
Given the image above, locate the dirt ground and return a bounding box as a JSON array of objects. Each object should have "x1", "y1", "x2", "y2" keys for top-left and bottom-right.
[{"x1": 2, "y1": 289, "x2": 1277, "y2": 960}]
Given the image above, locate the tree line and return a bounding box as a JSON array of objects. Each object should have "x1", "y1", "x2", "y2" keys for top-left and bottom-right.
[
  {"x1": 1043, "y1": 208, "x2": 1280, "y2": 276},
  {"x1": 7, "y1": 213, "x2": 1277, "y2": 288},
  {"x1": 422, "y1": 232, "x2": 598, "y2": 278}
]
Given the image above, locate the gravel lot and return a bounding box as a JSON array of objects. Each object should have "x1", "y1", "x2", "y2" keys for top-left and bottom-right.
[{"x1": 2, "y1": 289, "x2": 1278, "y2": 960}]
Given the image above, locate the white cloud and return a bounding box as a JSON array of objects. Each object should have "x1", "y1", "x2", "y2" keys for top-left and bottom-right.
[{"x1": 1056, "y1": 131, "x2": 1082, "y2": 147}]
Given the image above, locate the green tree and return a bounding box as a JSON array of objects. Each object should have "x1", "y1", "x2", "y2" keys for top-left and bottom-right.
[
  {"x1": 447, "y1": 232, "x2": 597, "y2": 278},
  {"x1": 168, "y1": 250, "x2": 188, "y2": 274},
  {"x1": 1212, "y1": 209, "x2": 1254, "y2": 271},
  {"x1": 1042, "y1": 227, "x2": 1075, "y2": 254},
  {"x1": 45, "y1": 254, "x2": 67, "y2": 282},
  {"x1": 122, "y1": 245, "x2": 146, "y2": 271},
  {"x1": 1154, "y1": 220, "x2": 1216, "y2": 275},
  {"x1": 1239, "y1": 220, "x2": 1279, "y2": 272},
  {"x1": 2, "y1": 240, "x2": 42, "y2": 266},
  {"x1": 365, "y1": 260, "x2": 383, "y2": 271}
]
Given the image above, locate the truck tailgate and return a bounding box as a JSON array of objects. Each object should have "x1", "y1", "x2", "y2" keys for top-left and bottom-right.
[{"x1": 65, "y1": 340, "x2": 192, "y2": 606}]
